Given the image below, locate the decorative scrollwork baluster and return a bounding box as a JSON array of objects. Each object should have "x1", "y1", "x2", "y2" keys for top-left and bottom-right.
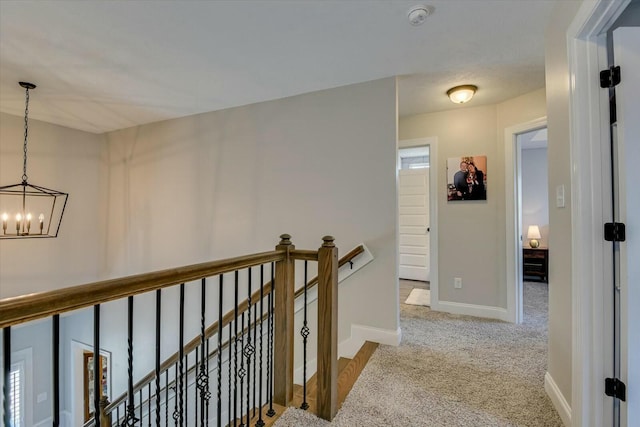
[
  {"x1": 266, "y1": 263, "x2": 275, "y2": 418},
  {"x1": 256, "y1": 265, "x2": 266, "y2": 427},
  {"x1": 300, "y1": 260, "x2": 310, "y2": 410},
  {"x1": 198, "y1": 278, "x2": 211, "y2": 426},
  {"x1": 155, "y1": 290, "x2": 162, "y2": 427},
  {"x1": 245, "y1": 268, "x2": 255, "y2": 425},
  {"x1": 217, "y1": 275, "x2": 223, "y2": 427}
]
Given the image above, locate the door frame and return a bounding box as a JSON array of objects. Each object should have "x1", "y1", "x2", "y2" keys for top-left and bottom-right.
[
  {"x1": 398, "y1": 137, "x2": 438, "y2": 308},
  {"x1": 568, "y1": 0, "x2": 632, "y2": 425},
  {"x1": 504, "y1": 117, "x2": 547, "y2": 324}
]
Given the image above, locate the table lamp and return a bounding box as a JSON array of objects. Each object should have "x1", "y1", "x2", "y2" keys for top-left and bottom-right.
[{"x1": 527, "y1": 225, "x2": 542, "y2": 248}]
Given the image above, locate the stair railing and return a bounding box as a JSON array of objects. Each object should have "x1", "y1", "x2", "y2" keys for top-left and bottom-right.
[
  {"x1": 98, "y1": 241, "x2": 364, "y2": 426},
  {"x1": 0, "y1": 234, "x2": 343, "y2": 426}
]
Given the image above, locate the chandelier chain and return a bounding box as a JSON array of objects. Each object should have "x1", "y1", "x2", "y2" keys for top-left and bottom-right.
[{"x1": 22, "y1": 87, "x2": 30, "y2": 183}]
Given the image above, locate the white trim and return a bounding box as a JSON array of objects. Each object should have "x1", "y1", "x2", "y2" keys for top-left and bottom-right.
[
  {"x1": 545, "y1": 372, "x2": 572, "y2": 427},
  {"x1": 567, "y1": 1, "x2": 631, "y2": 426},
  {"x1": 60, "y1": 411, "x2": 73, "y2": 427},
  {"x1": 398, "y1": 137, "x2": 439, "y2": 311},
  {"x1": 504, "y1": 117, "x2": 547, "y2": 324},
  {"x1": 436, "y1": 300, "x2": 510, "y2": 322},
  {"x1": 340, "y1": 324, "x2": 402, "y2": 359}
]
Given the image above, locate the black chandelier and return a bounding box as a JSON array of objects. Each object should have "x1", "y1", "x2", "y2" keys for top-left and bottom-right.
[{"x1": 0, "y1": 82, "x2": 68, "y2": 239}]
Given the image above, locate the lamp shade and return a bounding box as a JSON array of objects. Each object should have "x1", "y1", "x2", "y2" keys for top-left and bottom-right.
[{"x1": 527, "y1": 225, "x2": 541, "y2": 239}]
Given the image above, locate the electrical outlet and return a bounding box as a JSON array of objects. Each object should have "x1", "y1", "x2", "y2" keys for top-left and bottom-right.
[{"x1": 454, "y1": 277, "x2": 462, "y2": 289}]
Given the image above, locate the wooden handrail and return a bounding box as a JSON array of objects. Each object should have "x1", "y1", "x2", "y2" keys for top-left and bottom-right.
[
  {"x1": 0, "y1": 250, "x2": 285, "y2": 328},
  {"x1": 294, "y1": 244, "x2": 364, "y2": 299},
  {"x1": 104, "y1": 243, "x2": 365, "y2": 414}
]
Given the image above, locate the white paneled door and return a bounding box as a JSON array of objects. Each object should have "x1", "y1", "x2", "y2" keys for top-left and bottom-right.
[{"x1": 399, "y1": 168, "x2": 430, "y2": 281}]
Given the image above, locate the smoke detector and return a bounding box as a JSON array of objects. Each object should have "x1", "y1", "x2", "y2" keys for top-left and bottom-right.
[{"x1": 408, "y1": 5, "x2": 434, "y2": 26}]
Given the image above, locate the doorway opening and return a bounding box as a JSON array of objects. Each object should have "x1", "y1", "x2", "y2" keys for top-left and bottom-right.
[
  {"x1": 504, "y1": 117, "x2": 546, "y2": 324},
  {"x1": 518, "y1": 127, "x2": 549, "y2": 325},
  {"x1": 398, "y1": 143, "x2": 433, "y2": 307}
]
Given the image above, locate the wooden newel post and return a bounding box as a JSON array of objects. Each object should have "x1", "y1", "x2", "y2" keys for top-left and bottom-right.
[
  {"x1": 274, "y1": 233, "x2": 295, "y2": 407},
  {"x1": 317, "y1": 235, "x2": 338, "y2": 421},
  {"x1": 99, "y1": 395, "x2": 111, "y2": 427}
]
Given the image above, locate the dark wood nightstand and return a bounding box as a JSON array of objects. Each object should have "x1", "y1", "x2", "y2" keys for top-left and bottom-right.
[{"x1": 523, "y1": 247, "x2": 548, "y2": 283}]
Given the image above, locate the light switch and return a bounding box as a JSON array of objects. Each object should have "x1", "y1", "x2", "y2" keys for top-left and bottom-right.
[
  {"x1": 556, "y1": 185, "x2": 565, "y2": 208},
  {"x1": 37, "y1": 392, "x2": 47, "y2": 403}
]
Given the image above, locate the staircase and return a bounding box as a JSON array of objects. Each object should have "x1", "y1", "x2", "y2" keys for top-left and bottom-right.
[
  {"x1": 290, "y1": 341, "x2": 379, "y2": 419},
  {"x1": 1, "y1": 235, "x2": 373, "y2": 427}
]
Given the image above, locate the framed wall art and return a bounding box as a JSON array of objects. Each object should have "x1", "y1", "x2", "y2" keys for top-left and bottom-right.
[{"x1": 447, "y1": 155, "x2": 487, "y2": 201}]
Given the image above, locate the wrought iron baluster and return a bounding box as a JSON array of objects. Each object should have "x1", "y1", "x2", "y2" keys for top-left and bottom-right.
[
  {"x1": 252, "y1": 298, "x2": 258, "y2": 419},
  {"x1": 198, "y1": 278, "x2": 211, "y2": 426},
  {"x1": 155, "y1": 290, "x2": 162, "y2": 427},
  {"x1": 53, "y1": 314, "x2": 60, "y2": 426},
  {"x1": 185, "y1": 352, "x2": 188, "y2": 427},
  {"x1": 244, "y1": 267, "x2": 255, "y2": 425},
  {"x1": 300, "y1": 260, "x2": 310, "y2": 410},
  {"x1": 228, "y1": 322, "x2": 233, "y2": 426},
  {"x1": 173, "y1": 363, "x2": 179, "y2": 426},
  {"x1": 148, "y1": 383, "x2": 152, "y2": 427},
  {"x1": 217, "y1": 275, "x2": 223, "y2": 427},
  {"x1": 256, "y1": 265, "x2": 265, "y2": 427},
  {"x1": 178, "y1": 283, "x2": 185, "y2": 427},
  {"x1": 195, "y1": 351, "x2": 199, "y2": 424},
  {"x1": 239, "y1": 311, "x2": 246, "y2": 427},
  {"x1": 234, "y1": 271, "x2": 239, "y2": 427},
  {"x1": 165, "y1": 370, "x2": 169, "y2": 426},
  {"x1": 123, "y1": 296, "x2": 139, "y2": 426},
  {"x1": 139, "y1": 388, "x2": 143, "y2": 426},
  {"x1": 206, "y1": 336, "x2": 210, "y2": 427},
  {"x1": 94, "y1": 304, "x2": 101, "y2": 427},
  {"x1": 3, "y1": 327, "x2": 11, "y2": 427},
  {"x1": 266, "y1": 263, "x2": 275, "y2": 417}
]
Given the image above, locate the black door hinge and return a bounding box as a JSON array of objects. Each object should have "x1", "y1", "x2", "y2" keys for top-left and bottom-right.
[
  {"x1": 600, "y1": 66, "x2": 621, "y2": 88},
  {"x1": 604, "y1": 222, "x2": 626, "y2": 242},
  {"x1": 605, "y1": 378, "x2": 626, "y2": 401}
]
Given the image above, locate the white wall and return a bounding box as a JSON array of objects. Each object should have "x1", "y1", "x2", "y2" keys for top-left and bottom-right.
[
  {"x1": 3, "y1": 78, "x2": 398, "y2": 419},
  {"x1": 0, "y1": 112, "x2": 109, "y2": 298},
  {"x1": 399, "y1": 89, "x2": 546, "y2": 310},
  {"x1": 522, "y1": 147, "x2": 549, "y2": 248},
  {"x1": 97, "y1": 77, "x2": 398, "y2": 380},
  {"x1": 544, "y1": 0, "x2": 582, "y2": 409}
]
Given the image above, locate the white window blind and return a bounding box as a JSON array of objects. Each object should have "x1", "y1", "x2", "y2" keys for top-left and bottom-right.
[{"x1": 9, "y1": 364, "x2": 23, "y2": 427}]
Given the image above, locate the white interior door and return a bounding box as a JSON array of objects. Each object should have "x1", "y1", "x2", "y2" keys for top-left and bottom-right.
[
  {"x1": 399, "y1": 168, "x2": 430, "y2": 281},
  {"x1": 613, "y1": 26, "x2": 639, "y2": 426}
]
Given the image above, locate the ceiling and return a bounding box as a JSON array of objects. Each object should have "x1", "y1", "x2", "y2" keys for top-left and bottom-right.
[{"x1": 0, "y1": 0, "x2": 559, "y2": 134}]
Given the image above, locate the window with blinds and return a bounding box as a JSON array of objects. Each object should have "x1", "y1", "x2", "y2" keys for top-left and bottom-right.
[{"x1": 9, "y1": 364, "x2": 23, "y2": 427}]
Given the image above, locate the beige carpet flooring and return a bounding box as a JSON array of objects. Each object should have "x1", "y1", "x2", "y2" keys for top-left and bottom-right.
[{"x1": 274, "y1": 281, "x2": 562, "y2": 426}]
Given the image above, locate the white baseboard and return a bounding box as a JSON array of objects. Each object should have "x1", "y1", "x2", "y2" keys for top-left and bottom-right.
[
  {"x1": 339, "y1": 324, "x2": 401, "y2": 359},
  {"x1": 434, "y1": 300, "x2": 510, "y2": 322},
  {"x1": 545, "y1": 372, "x2": 572, "y2": 426}
]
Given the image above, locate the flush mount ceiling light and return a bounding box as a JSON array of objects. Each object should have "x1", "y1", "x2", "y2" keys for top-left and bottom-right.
[
  {"x1": 446, "y1": 85, "x2": 478, "y2": 104},
  {"x1": 0, "y1": 82, "x2": 68, "y2": 239},
  {"x1": 408, "y1": 5, "x2": 434, "y2": 26}
]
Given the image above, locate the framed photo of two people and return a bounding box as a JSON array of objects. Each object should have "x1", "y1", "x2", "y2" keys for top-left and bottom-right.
[{"x1": 447, "y1": 155, "x2": 487, "y2": 201}]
